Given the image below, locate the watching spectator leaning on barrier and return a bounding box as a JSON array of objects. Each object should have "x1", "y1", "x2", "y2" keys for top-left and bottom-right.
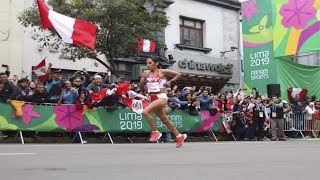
[
  {"x1": 75, "y1": 92, "x2": 94, "y2": 110},
  {"x1": 58, "y1": 81, "x2": 78, "y2": 105},
  {"x1": 173, "y1": 89, "x2": 188, "y2": 107},
  {"x1": 16, "y1": 78, "x2": 33, "y2": 101},
  {"x1": 29, "y1": 81, "x2": 37, "y2": 93},
  {"x1": 0, "y1": 72, "x2": 18, "y2": 103},
  {"x1": 165, "y1": 93, "x2": 180, "y2": 114},
  {"x1": 72, "y1": 76, "x2": 87, "y2": 96},
  {"x1": 216, "y1": 94, "x2": 228, "y2": 113},
  {"x1": 269, "y1": 95, "x2": 286, "y2": 141},
  {"x1": 86, "y1": 74, "x2": 113, "y2": 107},
  {"x1": 46, "y1": 63, "x2": 63, "y2": 103},
  {"x1": 199, "y1": 89, "x2": 216, "y2": 115},
  {"x1": 180, "y1": 93, "x2": 192, "y2": 110},
  {"x1": 30, "y1": 83, "x2": 49, "y2": 103},
  {"x1": 189, "y1": 97, "x2": 201, "y2": 116}
]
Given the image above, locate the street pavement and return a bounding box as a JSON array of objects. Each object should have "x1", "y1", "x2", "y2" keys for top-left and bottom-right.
[{"x1": 0, "y1": 140, "x2": 320, "y2": 180}]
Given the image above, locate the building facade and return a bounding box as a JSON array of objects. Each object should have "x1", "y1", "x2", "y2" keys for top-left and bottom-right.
[
  {"x1": 1, "y1": 0, "x2": 242, "y2": 94},
  {"x1": 163, "y1": 0, "x2": 242, "y2": 93},
  {"x1": 0, "y1": 0, "x2": 24, "y2": 77}
]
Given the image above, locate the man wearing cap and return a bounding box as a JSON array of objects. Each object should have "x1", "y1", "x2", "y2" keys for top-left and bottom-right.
[
  {"x1": 45, "y1": 63, "x2": 63, "y2": 103},
  {"x1": 86, "y1": 74, "x2": 113, "y2": 107}
]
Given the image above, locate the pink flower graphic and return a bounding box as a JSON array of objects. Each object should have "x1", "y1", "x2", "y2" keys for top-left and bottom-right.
[
  {"x1": 12, "y1": 104, "x2": 41, "y2": 125},
  {"x1": 280, "y1": 0, "x2": 316, "y2": 30},
  {"x1": 241, "y1": 0, "x2": 260, "y2": 22},
  {"x1": 53, "y1": 105, "x2": 84, "y2": 130}
]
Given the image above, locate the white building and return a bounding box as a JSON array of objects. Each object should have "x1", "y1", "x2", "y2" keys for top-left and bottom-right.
[
  {"x1": 1, "y1": 0, "x2": 242, "y2": 93},
  {"x1": 0, "y1": 0, "x2": 24, "y2": 77},
  {"x1": 163, "y1": 0, "x2": 242, "y2": 92}
]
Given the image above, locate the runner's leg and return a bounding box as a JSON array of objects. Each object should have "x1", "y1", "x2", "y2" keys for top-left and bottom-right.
[
  {"x1": 153, "y1": 102, "x2": 179, "y2": 137},
  {"x1": 142, "y1": 99, "x2": 164, "y2": 131}
]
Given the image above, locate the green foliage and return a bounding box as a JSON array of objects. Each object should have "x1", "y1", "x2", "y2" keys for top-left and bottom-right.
[{"x1": 18, "y1": 0, "x2": 169, "y2": 69}]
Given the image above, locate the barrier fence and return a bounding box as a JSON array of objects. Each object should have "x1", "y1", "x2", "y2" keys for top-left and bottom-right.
[
  {"x1": 284, "y1": 113, "x2": 320, "y2": 138},
  {"x1": 0, "y1": 102, "x2": 226, "y2": 144},
  {"x1": 2, "y1": 102, "x2": 319, "y2": 144}
]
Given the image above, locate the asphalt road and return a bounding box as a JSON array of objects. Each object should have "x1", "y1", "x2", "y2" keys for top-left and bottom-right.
[{"x1": 0, "y1": 140, "x2": 319, "y2": 180}]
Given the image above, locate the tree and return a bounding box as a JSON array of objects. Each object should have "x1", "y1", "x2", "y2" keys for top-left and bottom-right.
[{"x1": 18, "y1": 0, "x2": 169, "y2": 77}]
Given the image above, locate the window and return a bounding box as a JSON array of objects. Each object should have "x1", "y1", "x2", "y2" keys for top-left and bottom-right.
[
  {"x1": 180, "y1": 17, "x2": 204, "y2": 48},
  {"x1": 156, "y1": 30, "x2": 165, "y2": 45}
]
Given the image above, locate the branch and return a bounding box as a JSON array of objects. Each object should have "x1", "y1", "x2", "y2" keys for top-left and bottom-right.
[{"x1": 91, "y1": 55, "x2": 120, "y2": 78}]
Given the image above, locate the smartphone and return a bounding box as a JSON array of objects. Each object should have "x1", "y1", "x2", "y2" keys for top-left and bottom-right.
[{"x1": 173, "y1": 85, "x2": 178, "y2": 90}]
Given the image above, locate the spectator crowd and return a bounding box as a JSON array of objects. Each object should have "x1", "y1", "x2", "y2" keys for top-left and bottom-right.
[{"x1": 1, "y1": 64, "x2": 320, "y2": 142}]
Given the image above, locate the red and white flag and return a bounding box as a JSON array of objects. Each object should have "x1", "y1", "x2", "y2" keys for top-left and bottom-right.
[
  {"x1": 137, "y1": 38, "x2": 156, "y2": 52},
  {"x1": 288, "y1": 88, "x2": 308, "y2": 102},
  {"x1": 36, "y1": 0, "x2": 97, "y2": 50},
  {"x1": 32, "y1": 59, "x2": 47, "y2": 82}
]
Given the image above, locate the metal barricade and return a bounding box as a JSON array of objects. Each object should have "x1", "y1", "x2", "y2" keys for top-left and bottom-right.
[{"x1": 284, "y1": 113, "x2": 320, "y2": 138}]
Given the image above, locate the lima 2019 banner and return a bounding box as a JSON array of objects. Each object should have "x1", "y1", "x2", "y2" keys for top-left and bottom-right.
[
  {"x1": 0, "y1": 103, "x2": 225, "y2": 133},
  {"x1": 242, "y1": 0, "x2": 320, "y2": 98}
]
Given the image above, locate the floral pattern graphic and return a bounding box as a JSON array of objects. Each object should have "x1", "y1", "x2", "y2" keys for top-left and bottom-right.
[
  {"x1": 53, "y1": 105, "x2": 84, "y2": 130},
  {"x1": 241, "y1": 0, "x2": 260, "y2": 22},
  {"x1": 12, "y1": 104, "x2": 41, "y2": 125},
  {"x1": 280, "y1": 0, "x2": 316, "y2": 30},
  {"x1": 194, "y1": 111, "x2": 222, "y2": 132}
]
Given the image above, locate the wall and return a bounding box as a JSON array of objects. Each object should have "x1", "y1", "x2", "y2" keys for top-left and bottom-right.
[{"x1": 0, "y1": 0, "x2": 23, "y2": 78}]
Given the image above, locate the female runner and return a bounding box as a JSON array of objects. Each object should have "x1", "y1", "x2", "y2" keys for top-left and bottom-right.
[{"x1": 138, "y1": 57, "x2": 187, "y2": 148}]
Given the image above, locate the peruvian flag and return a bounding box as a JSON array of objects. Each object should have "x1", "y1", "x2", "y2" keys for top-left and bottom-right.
[
  {"x1": 137, "y1": 38, "x2": 156, "y2": 52},
  {"x1": 36, "y1": 0, "x2": 97, "y2": 50},
  {"x1": 32, "y1": 59, "x2": 47, "y2": 82},
  {"x1": 90, "y1": 88, "x2": 108, "y2": 103},
  {"x1": 288, "y1": 88, "x2": 308, "y2": 102}
]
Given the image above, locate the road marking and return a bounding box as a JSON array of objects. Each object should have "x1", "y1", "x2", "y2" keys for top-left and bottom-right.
[{"x1": 0, "y1": 153, "x2": 36, "y2": 156}]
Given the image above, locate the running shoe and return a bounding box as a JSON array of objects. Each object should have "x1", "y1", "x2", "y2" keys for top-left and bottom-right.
[
  {"x1": 149, "y1": 131, "x2": 162, "y2": 142},
  {"x1": 175, "y1": 134, "x2": 187, "y2": 148}
]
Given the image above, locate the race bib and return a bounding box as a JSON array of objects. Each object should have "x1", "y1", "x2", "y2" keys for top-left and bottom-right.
[
  {"x1": 272, "y1": 112, "x2": 277, "y2": 118},
  {"x1": 132, "y1": 99, "x2": 143, "y2": 114},
  {"x1": 146, "y1": 82, "x2": 160, "y2": 93}
]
